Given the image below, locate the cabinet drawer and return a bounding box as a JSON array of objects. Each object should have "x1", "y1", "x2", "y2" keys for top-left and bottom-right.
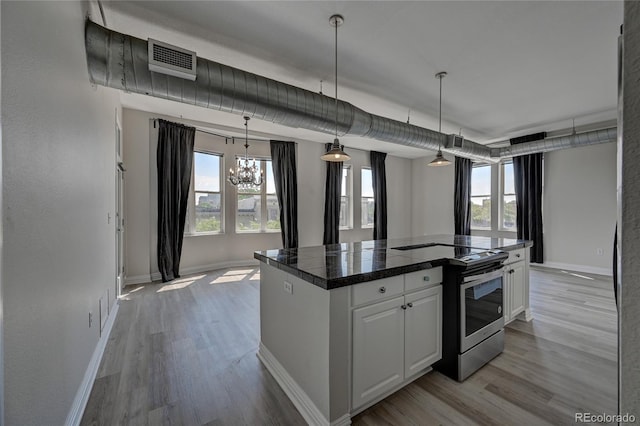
[
  {"x1": 351, "y1": 275, "x2": 404, "y2": 307},
  {"x1": 505, "y1": 248, "x2": 525, "y2": 264},
  {"x1": 404, "y1": 267, "x2": 443, "y2": 292}
]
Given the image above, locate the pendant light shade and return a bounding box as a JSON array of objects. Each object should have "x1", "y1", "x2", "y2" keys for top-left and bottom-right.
[
  {"x1": 321, "y1": 138, "x2": 350, "y2": 162},
  {"x1": 428, "y1": 150, "x2": 451, "y2": 166},
  {"x1": 321, "y1": 14, "x2": 350, "y2": 163},
  {"x1": 428, "y1": 71, "x2": 451, "y2": 167}
]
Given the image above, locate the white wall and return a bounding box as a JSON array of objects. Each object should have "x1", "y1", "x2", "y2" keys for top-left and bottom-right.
[
  {"x1": 123, "y1": 109, "x2": 413, "y2": 283},
  {"x1": 2, "y1": 2, "x2": 121, "y2": 424},
  {"x1": 412, "y1": 145, "x2": 616, "y2": 275},
  {"x1": 411, "y1": 154, "x2": 455, "y2": 236},
  {"x1": 544, "y1": 142, "x2": 616, "y2": 275}
]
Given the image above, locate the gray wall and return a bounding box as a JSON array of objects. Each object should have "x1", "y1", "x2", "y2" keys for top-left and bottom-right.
[
  {"x1": 2, "y1": 2, "x2": 121, "y2": 423},
  {"x1": 620, "y1": 0, "x2": 640, "y2": 416},
  {"x1": 412, "y1": 145, "x2": 617, "y2": 275},
  {"x1": 544, "y1": 142, "x2": 617, "y2": 275}
]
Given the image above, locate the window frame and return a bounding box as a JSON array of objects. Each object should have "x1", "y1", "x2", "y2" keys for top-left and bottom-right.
[
  {"x1": 360, "y1": 167, "x2": 374, "y2": 229},
  {"x1": 339, "y1": 165, "x2": 353, "y2": 230},
  {"x1": 500, "y1": 160, "x2": 517, "y2": 231},
  {"x1": 234, "y1": 157, "x2": 281, "y2": 234},
  {"x1": 185, "y1": 150, "x2": 225, "y2": 236},
  {"x1": 470, "y1": 163, "x2": 492, "y2": 230}
]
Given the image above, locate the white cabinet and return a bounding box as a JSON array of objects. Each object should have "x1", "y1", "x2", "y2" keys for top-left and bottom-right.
[
  {"x1": 352, "y1": 296, "x2": 405, "y2": 409},
  {"x1": 404, "y1": 286, "x2": 442, "y2": 378},
  {"x1": 503, "y1": 248, "x2": 529, "y2": 324},
  {"x1": 352, "y1": 280, "x2": 442, "y2": 409}
]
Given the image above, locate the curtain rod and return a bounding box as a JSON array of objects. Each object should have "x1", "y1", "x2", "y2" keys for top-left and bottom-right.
[{"x1": 151, "y1": 118, "x2": 273, "y2": 143}]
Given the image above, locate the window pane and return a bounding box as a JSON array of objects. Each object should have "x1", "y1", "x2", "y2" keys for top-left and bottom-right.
[
  {"x1": 471, "y1": 165, "x2": 491, "y2": 196},
  {"x1": 195, "y1": 192, "x2": 221, "y2": 232},
  {"x1": 361, "y1": 197, "x2": 375, "y2": 227},
  {"x1": 504, "y1": 162, "x2": 515, "y2": 194},
  {"x1": 194, "y1": 152, "x2": 220, "y2": 192},
  {"x1": 471, "y1": 196, "x2": 491, "y2": 228},
  {"x1": 361, "y1": 169, "x2": 373, "y2": 198},
  {"x1": 266, "y1": 194, "x2": 281, "y2": 230},
  {"x1": 340, "y1": 196, "x2": 348, "y2": 228},
  {"x1": 237, "y1": 194, "x2": 261, "y2": 231},
  {"x1": 266, "y1": 160, "x2": 276, "y2": 194},
  {"x1": 341, "y1": 167, "x2": 348, "y2": 196},
  {"x1": 503, "y1": 195, "x2": 517, "y2": 229}
]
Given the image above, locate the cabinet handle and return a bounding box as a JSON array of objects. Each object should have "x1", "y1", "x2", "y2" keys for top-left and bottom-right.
[
  {"x1": 401, "y1": 304, "x2": 407, "y2": 310},
  {"x1": 515, "y1": 253, "x2": 521, "y2": 258},
  {"x1": 407, "y1": 302, "x2": 413, "y2": 308},
  {"x1": 423, "y1": 276, "x2": 430, "y2": 282},
  {"x1": 509, "y1": 269, "x2": 515, "y2": 274},
  {"x1": 378, "y1": 286, "x2": 386, "y2": 294}
]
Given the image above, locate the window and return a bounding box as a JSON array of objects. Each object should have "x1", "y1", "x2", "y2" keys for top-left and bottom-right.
[
  {"x1": 471, "y1": 164, "x2": 491, "y2": 229},
  {"x1": 340, "y1": 166, "x2": 352, "y2": 229},
  {"x1": 361, "y1": 168, "x2": 374, "y2": 228},
  {"x1": 501, "y1": 161, "x2": 516, "y2": 230},
  {"x1": 235, "y1": 159, "x2": 281, "y2": 232},
  {"x1": 187, "y1": 151, "x2": 223, "y2": 234}
]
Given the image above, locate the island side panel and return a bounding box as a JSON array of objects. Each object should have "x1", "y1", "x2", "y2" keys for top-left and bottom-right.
[
  {"x1": 259, "y1": 263, "x2": 332, "y2": 420},
  {"x1": 329, "y1": 286, "x2": 350, "y2": 422}
]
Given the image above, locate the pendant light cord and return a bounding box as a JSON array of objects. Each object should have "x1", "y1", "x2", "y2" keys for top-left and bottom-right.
[
  {"x1": 334, "y1": 17, "x2": 339, "y2": 145},
  {"x1": 438, "y1": 75, "x2": 442, "y2": 133}
]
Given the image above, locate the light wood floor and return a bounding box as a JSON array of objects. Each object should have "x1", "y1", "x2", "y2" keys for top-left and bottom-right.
[{"x1": 81, "y1": 266, "x2": 617, "y2": 426}]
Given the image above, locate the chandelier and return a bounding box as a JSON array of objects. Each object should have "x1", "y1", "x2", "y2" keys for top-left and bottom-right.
[{"x1": 227, "y1": 116, "x2": 264, "y2": 189}]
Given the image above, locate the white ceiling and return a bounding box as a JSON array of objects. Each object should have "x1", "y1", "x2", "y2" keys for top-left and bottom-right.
[{"x1": 103, "y1": 1, "x2": 622, "y2": 159}]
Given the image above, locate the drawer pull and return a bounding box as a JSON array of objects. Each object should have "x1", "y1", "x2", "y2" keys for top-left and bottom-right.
[
  {"x1": 401, "y1": 304, "x2": 407, "y2": 310},
  {"x1": 515, "y1": 253, "x2": 521, "y2": 258},
  {"x1": 379, "y1": 286, "x2": 386, "y2": 294},
  {"x1": 423, "y1": 276, "x2": 430, "y2": 282},
  {"x1": 407, "y1": 302, "x2": 413, "y2": 308}
]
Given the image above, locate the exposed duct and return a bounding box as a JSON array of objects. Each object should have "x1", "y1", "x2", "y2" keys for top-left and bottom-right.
[
  {"x1": 491, "y1": 127, "x2": 617, "y2": 158},
  {"x1": 84, "y1": 20, "x2": 615, "y2": 161}
]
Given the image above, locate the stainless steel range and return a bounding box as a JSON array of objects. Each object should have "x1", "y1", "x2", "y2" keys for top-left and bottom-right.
[{"x1": 434, "y1": 248, "x2": 508, "y2": 381}]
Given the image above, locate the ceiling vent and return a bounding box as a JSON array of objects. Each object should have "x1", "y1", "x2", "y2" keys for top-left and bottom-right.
[
  {"x1": 148, "y1": 38, "x2": 196, "y2": 81},
  {"x1": 448, "y1": 134, "x2": 464, "y2": 148}
]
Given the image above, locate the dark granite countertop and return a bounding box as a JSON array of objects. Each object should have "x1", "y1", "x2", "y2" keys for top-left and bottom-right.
[{"x1": 254, "y1": 234, "x2": 532, "y2": 290}]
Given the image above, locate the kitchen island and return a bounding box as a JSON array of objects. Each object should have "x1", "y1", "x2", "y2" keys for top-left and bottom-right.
[{"x1": 254, "y1": 235, "x2": 532, "y2": 426}]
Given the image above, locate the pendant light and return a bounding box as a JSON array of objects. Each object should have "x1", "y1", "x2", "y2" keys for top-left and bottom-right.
[
  {"x1": 227, "y1": 116, "x2": 264, "y2": 189},
  {"x1": 428, "y1": 71, "x2": 452, "y2": 167},
  {"x1": 321, "y1": 14, "x2": 350, "y2": 162}
]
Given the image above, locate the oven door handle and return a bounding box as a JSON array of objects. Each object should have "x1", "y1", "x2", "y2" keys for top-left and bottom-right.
[{"x1": 462, "y1": 269, "x2": 504, "y2": 285}]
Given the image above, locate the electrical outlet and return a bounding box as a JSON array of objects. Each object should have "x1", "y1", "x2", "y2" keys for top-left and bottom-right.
[
  {"x1": 596, "y1": 248, "x2": 604, "y2": 256},
  {"x1": 284, "y1": 281, "x2": 293, "y2": 294},
  {"x1": 89, "y1": 312, "x2": 93, "y2": 328}
]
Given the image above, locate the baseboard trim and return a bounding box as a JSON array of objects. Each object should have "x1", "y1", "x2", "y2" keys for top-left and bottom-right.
[
  {"x1": 65, "y1": 301, "x2": 120, "y2": 426},
  {"x1": 257, "y1": 342, "x2": 350, "y2": 426},
  {"x1": 534, "y1": 262, "x2": 612, "y2": 277},
  {"x1": 125, "y1": 259, "x2": 260, "y2": 286},
  {"x1": 124, "y1": 274, "x2": 151, "y2": 286}
]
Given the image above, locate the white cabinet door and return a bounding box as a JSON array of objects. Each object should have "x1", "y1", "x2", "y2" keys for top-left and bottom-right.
[
  {"x1": 509, "y1": 262, "x2": 526, "y2": 318},
  {"x1": 352, "y1": 296, "x2": 405, "y2": 409},
  {"x1": 404, "y1": 286, "x2": 442, "y2": 378}
]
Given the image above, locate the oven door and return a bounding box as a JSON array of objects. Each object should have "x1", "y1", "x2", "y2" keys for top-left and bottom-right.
[{"x1": 460, "y1": 269, "x2": 505, "y2": 352}]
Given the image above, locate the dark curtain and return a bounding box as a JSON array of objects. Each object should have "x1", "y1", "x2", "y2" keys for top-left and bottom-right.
[
  {"x1": 454, "y1": 156, "x2": 472, "y2": 235},
  {"x1": 323, "y1": 143, "x2": 343, "y2": 245},
  {"x1": 370, "y1": 151, "x2": 388, "y2": 240},
  {"x1": 270, "y1": 140, "x2": 299, "y2": 249},
  {"x1": 157, "y1": 119, "x2": 195, "y2": 282},
  {"x1": 511, "y1": 133, "x2": 545, "y2": 263}
]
